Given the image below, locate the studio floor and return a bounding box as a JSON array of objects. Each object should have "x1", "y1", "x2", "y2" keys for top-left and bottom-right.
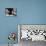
[
  {"x1": 19, "y1": 40, "x2": 46, "y2": 46},
  {"x1": 0, "y1": 40, "x2": 46, "y2": 46}
]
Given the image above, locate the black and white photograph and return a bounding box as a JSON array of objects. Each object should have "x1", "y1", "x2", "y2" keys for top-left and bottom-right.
[
  {"x1": 5, "y1": 8, "x2": 16, "y2": 16},
  {"x1": 18, "y1": 25, "x2": 46, "y2": 46}
]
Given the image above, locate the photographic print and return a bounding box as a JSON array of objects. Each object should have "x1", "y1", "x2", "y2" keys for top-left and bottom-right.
[
  {"x1": 18, "y1": 24, "x2": 46, "y2": 46},
  {"x1": 5, "y1": 8, "x2": 16, "y2": 16},
  {"x1": 18, "y1": 24, "x2": 46, "y2": 41}
]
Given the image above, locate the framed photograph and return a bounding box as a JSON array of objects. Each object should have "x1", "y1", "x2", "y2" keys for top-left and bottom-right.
[
  {"x1": 5, "y1": 8, "x2": 16, "y2": 16},
  {"x1": 18, "y1": 24, "x2": 46, "y2": 41}
]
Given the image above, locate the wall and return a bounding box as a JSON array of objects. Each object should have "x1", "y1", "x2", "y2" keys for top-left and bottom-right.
[{"x1": 0, "y1": 0, "x2": 46, "y2": 44}]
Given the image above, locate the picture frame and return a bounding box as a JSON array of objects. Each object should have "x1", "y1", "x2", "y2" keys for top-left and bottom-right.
[{"x1": 5, "y1": 8, "x2": 17, "y2": 16}]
